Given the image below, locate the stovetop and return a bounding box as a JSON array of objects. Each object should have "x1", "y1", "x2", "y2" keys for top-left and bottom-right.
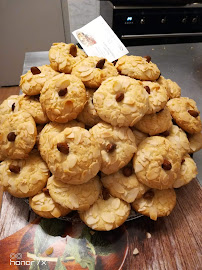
[{"x1": 108, "y1": 0, "x2": 201, "y2": 6}]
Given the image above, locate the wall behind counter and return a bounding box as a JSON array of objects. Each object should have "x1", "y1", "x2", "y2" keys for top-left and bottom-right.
[{"x1": 68, "y1": 0, "x2": 100, "y2": 44}]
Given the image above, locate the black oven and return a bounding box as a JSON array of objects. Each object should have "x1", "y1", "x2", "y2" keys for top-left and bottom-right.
[{"x1": 100, "y1": 1, "x2": 202, "y2": 45}]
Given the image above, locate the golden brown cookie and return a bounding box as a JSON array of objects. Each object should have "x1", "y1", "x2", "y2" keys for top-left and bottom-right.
[
  {"x1": 93, "y1": 75, "x2": 149, "y2": 127},
  {"x1": 0, "y1": 111, "x2": 37, "y2": 159},
  {"x1": 77, "y1": 89, "x2": 101, "y2": 127},
  {"x1": 135, "y1": 107, "x2": 172, "y2": 136},
  {"x1": 0, "y1": 95, "x2": 20, "y2": 115},
  {"x1": 165, "y1": 125, "x2": 190, "y2": 158},
  {"x1": 90, "y1": 122, "x2": 137, "y2": 174},
  {"x1": 18, "y1": 95, "x2": 49, "y2": 124},
  {"x1": 40, "y1": 73, "x2": 86, "y2": 123},
  {"x1": 133, "y1": 136, "x2": 181, "y2": 189},
  {"x1": 0, "y1": 151, "x2": 49, "y2": 198},
  {"x1": 115, "y1": 55, "x2": 161, "y2": 81},
  {"x1": 49, "y1": 43, "x2": 87, "y2": 74},
  {"x1": 173, "y1": 154, "x2": 198, "y2": 188},
  {"x1": 188, "y1": 132, "x2": 202, "y2": 153},
  {"x1": 79, "y1": 196, "x2": 131, "y2": 231},
  {"x1": 20, "y1": 65, "x2": 58, "y2": 95},
  {"x1": 71, "y1": 56, "x2": 118, "y2": 89},
  {"x1": 46, "y1": 127, "x2": 101, "y2": 184},
  {"x1": 101, "y1": 165, "x2": 149, "y2": 203},
  {"x1": 166, "y1": 79, "x2": 181, "y2": 99},
  {"x1": 167, "y1": 97, "x2": 202, "y2": 134},
  {"x1": 47, "y1": 175, "x2": 101, "y2": 211},
  {"x1": 39, "y1": 121, "x2": 84, "y2": 163},
  {"x1": 29, "y1": 190, "x2": 71, "y2": 218},
  {"x1": 131, "y1": 128, "x2": 148, "y2": 146},
  {"x1": 132, "y1": 188, "x2": 176, "y2": 220},
  {"x1": 142, "y1": 81, "x2": 168, "y2": 114},
  {"x1": 157, "y1": 75, "x2": 170, "y2": 97}
]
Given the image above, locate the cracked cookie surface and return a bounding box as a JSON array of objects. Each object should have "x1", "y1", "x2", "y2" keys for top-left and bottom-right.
[
  {"x1": 166, "y1": 125, "x2": 190, "y2": 158},
  {"x1": 0, "y1": 150, "x2": 49, "y2": 197},
  {"x1": 0, "y1": 95, "x2": 21, "y2": 116},
  {"x1": 115, "y1": 55, "x2": 160, "y2": 81},
  {"x1": 93, "y1": 75, "x2": 149, "y2": 127},
  {"x1": 20, "y1": 65, "x2": 58, "y2": 95},
  {"x1": 18, "y1": 95, "x2": 49, "y2": 124},
  {"x1": 166, "y1": 79, "x2": 181, "y2": 99},
  {"x1": 135, "y1": 107, "x2": 172, "y2": 136},
  {"x1": 47, "y1": 175, "x2": 101, "y2": 211},
  {"x1": 173, "y1": 154, "x2": 197, "y2": 188},
  {"x1": 40, "y1": 73, "x2": 86, "y2": 123},
  {"x1": 132, "y1": 188, "x2": 176, "y2": 220},
  {"x1": 46, "y1": 127, "x2": 101, "y2": 184},
  {"x1": 133, "y1": 136, "x2": 181, "y2": 189},
  {"x1": 77, "y1": 88, "x2": 101, "y2": 127},
  {"x1": 0, "y1": 111, "x2": 37, "y2": 159},
  {"x1": 167, "y1": 97, "x2": 202, "y2": 134},
  {"x1": 72, "y1": 56, "x2": 118, "y2": 89},
  {"x1": 90, "y1": 122, "x2": 137, "y2": 174},
  {"x1": 79, "y1": 196, "x2": 131, "y2": 231},
  {"x1": 188, "y1": 132, "x2": 202, "y2": 153},
  {"x1": 29, "y1": 190, "x2": 71, "y2": 218},
  {"x1": 142, "y1": 81, "x2": 168, "y2": 114},
  {"x1": 39, "y1": 120, "x2": 84, "y2": 163},
  {"x1": 101, "y1": 166, "x2": 149, "y2": 203},
  {"x1": 49, "y1": 42, "x2": 87, "y2": 74}
]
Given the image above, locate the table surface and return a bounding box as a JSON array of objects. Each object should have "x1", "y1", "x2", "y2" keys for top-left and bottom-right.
[{"x1": 0, "y1": 43, "x2": 202, "y2": 270}]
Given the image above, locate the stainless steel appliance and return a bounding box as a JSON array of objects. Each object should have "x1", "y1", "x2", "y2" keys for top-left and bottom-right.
[{"x1": 100, "y1": 1, "x2": 202, "y2": 45}]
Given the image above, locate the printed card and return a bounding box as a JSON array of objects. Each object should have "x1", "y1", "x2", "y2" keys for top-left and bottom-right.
[{"x1": 72, "y1": 16, "x2": 129, "y2": 62}]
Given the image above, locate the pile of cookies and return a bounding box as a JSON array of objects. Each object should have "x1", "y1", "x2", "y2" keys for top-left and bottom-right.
[{"x1": 0, "y1": 42, "x2": 202, "y2": 231}]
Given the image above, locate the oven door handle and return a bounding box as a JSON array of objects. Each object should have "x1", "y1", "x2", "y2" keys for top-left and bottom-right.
[{"x1": 121, "y1": 32, "x2": 202, "y2": 39}]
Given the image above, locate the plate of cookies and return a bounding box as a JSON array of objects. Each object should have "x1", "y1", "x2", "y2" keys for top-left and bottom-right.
[{"x1": 0, "y1": 42, "x2": 201, "y2": 231}]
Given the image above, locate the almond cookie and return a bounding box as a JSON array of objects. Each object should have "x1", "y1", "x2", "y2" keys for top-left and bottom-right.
[
  {"x1": 165, "y1": 125, "x2": 190, "y2": 158},
  {"x1": 173, "y1": 154, "x2": 198, "y2": 188},
  {"x1": 0, "y1": 111, "x2": 37, "y2": 159},
  {"x1": 188, "y1": 132, "x2": 202, "y2": 153},
  {"x1": 166, "y1": 79, "x2": 181, "y2": 99},
  {"x1": 142, "y1": 81, "x2": 168, "y2": 114},
  {"x1": 71, "y1": 56, "x2": 118, "y2": 89},
  {"x1": 40, "y1": 73, "x2": 86, "y2": 123},
  {"x1": 47, "y1": 175, "x2": 101, "y2": 211},
  {"x1": 29, "y1": 190, "x2": 71, "y2": 218},
  {"x1": 35, "y1": 124, "x2": 45, "y2": 150},
  {"x1": 0, "y1": 151, "x2": 49, "y2": 198},
  {"x1": 133, "y1": 136, "x2": 181, "y2": 189},
  {"x1": 77, "y1": 89, "x2": 101, "y2": 127},
  {"x1": 101, "y1": 164, "x2": 149, "y2": 203},
  {"x1": 131, "y1": 128, "x2": 148, "y2": 146},
  {"x1": 79, "y1": 196, "x2": 131, "y2": 231},
  {"x1": 115, "y1": 55, "x2": 160, "y2": 81},
  {"x1": 0, "y1": 152, "x2": 5, "y2": 162},
  {"x1": 39, "y1": 120, "x2": 84, "y2": 163},
  {"x1": 20, "y1": 65, "x2": 58, "y2": 96},
  {"x1": 157, "y1": 75, "x2": 170, "y2": 97},
  {"x1": 167, "y1": 97, "x2": 202, "y2": 134},
  {"x1": 46, "y1": 127, "x2": 101, "y2": 184},
  {"x1": 93, "y1": 76, "x2": 149, "y2": 127},
  {"x1": 0, "y1": 95, "x2": 20, "y2": 115},
  {"x1": 90, "y1": 122, "x2": 137, "y2": 175},
  {"x1": 49, "y1": 43, "x2": 87, "y2": 74},
  {"x1": 18, "y1": 95, "x2": 49, "y2": 124},
  {"x1": 135, "y1": 107, "x2": 172, "y2": 136},
  {"x1": 131, "y1": 188, "x2": 176, "y2": 220}
]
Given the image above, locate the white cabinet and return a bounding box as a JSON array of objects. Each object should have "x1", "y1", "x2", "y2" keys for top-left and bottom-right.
[{"x1": 0, "y1": 0, "x2": 70, "y2": 86}]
